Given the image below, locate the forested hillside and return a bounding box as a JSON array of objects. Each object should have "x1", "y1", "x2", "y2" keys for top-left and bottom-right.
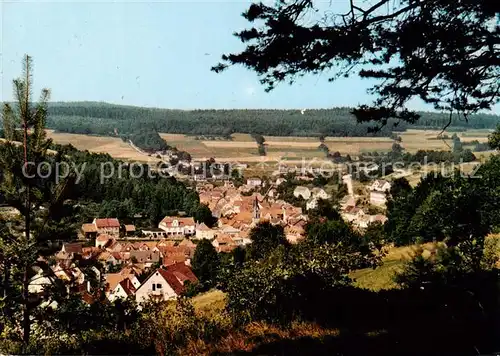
[{"x1": 43, "y1": 102, "x2": 500, "y2": 138}]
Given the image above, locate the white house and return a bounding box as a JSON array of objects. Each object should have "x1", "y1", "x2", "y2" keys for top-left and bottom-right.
[
  {"x1": 195, "y1": 223, "x2": 216, "y2": 240},
  {"x1": 30, "y1": 264, "x2": 89, "y2": 295},
  {"x1": 95, "y1": 234, "x2": 112, "y2": 248},
  {"x1": 275, "y1": 177, "x2": 287, "y2": 186},
  {"x1": 135, "y1": 264, "x2": 198, "y2": 304},
  {"x1": 370, "y1": 179, "x2": 391, "y2": 192},
  {"x1": 246, "y1": 177, "x2": 262, "y2": 187},
  {"x1": 306, "y1": 197, "x2": 319, "y2": 211},
  {"x1": 28, "y1": 268, "x2": 53, "y2": 294},
  {"x1": 342, "y1": 174, "x2": 354, "y2": 196},
  {"x1": 107, "y1": 277, "x2": 138, "y2": 302},
  {"x1": 342, "y1": 206, "x2": 366, "y2": 223},
  {"x1": 293, "y1": 186, "x2": 311, "y2": 200},
  {"x1": 311, "y1": 187, "x2": 330, "y2": 200},
  {"x1": 219, "y1": 224, "x2": 240, "y2": 236},
  {"x1": 158, "y1": 217, "x2": 196, "y2": 236},
  {"x1": 369, "y1": 180, "x2": 391, "y2": 206}
]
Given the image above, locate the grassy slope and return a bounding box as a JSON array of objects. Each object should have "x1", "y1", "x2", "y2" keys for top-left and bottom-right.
[{"x1": 350, "y1": 243, "x2": 437, "y2": 291}]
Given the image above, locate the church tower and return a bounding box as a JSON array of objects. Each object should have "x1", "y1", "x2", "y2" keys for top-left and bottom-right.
[{"x1": 252, "y1": 196, "x2": 261, "y2": 223}]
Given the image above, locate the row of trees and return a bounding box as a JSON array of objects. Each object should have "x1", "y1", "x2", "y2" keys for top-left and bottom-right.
[{"x1": 45, "y1": 102, "x2": 500, "y2": 138}]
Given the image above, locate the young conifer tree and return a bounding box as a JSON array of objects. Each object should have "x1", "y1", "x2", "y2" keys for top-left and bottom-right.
[{"x1": 0, "y1": 55, "x2": 76, "y2": 348}]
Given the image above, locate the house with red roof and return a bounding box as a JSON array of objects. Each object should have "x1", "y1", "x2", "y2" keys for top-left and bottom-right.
[
  {"x1": 135, "y1": 263, "x2": 198, "y2": 304},
  {"x1": 107, "y1": 277, "x2": 139, "y2": 302},
  {"x1": 158, "y1": 216, "x2": 195, "y2": 237},
  {"x1": 81, "y1": 223, "x2": 98, "y2": 239},
  {"x1": 92, "y1": 218, "x2": 120, "y2": 236}
]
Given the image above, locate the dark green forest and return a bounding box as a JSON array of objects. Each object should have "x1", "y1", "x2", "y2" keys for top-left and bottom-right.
[{"x1": 44, "y1": 102, "x2": 499, "y2": 139}]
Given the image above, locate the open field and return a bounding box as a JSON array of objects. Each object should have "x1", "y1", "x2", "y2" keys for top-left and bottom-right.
[
  {"x1": 46, "y1": 129, "x2": 495, "y2": 166},
  {"x1": 46, "y1": 130, "x2": 162, "y2": 163}
]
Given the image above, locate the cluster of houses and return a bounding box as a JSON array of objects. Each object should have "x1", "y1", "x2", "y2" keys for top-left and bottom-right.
[
  {"x1": 81, "y1": 218, "x2": 135, "y2": 239},
  {"x1": 339, "y1": 175, "x2": 390, "y2": 228},
  {"x1": 292, "y1": 186, "x2": 331, "y2": 210},
  {"x1": 29, "y1": 238, "x2": 199, "y2": 308},
  {"x1": 78, "y1": 174, "x2": 391, "y2": 253},
  {"x1": 197, "y1": 181, "x2": 308, "y2": 244}
]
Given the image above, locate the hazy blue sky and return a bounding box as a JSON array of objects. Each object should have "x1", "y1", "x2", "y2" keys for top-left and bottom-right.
[{"x1": 1, "y1": 1, "x2": 497, "y2": 112}]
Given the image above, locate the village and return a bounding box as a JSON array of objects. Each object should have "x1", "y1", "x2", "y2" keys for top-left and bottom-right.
[{"x1": 27, "y1": 172, "x2": 391, "y2": 308}]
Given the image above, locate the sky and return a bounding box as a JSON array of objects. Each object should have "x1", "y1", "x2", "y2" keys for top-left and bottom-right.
[{"x1": 1, "y1": 1, "x2": 498, "y2": 113}]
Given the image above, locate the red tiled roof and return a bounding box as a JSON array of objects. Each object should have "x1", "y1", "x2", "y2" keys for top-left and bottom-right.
[
  {"x1": 111, "y1": 252, "x2": 123, "y2": 260},
  {"x1": 215, "y1": 234, "x2": 234, "y2": 245},
  {"x1": 82, "y1": 223, "x2": 97, "y2": 233},
  {"x1": 124, "y1": 224, "x2": 136, "y2": 232},
  {"x1": 95, "y1": 218, "x2": 120, "y2": 228},
  {"x1": 118, "y1": 278, "x2": 136, "y2": 295},
  {"x1": 96, "y1": 234, "x2": 113, "y2": 242},
  {"x1": 159, "y1": 216, "x2": 195, "y2": 227},
  {"x1": 82, "y1": 247, "x2": 101, "y2": 258},
  {"x1": 158, "y1": 240, "x2": 176, "y2": 247},
  {"x1": 81, "y1": 292, "x2": 95, "y2": 305},
  {"x1": 196, "y1": 223, "x2": 211, "y2": 231},
  {"x1": 218, "y1": 244, "x2": 237, "y2": 253},
  {"x1": 62, "y1": 243, "x2": 83, "y2": 254},
  {"x1": 178, "y1": 239, "x2": 196, "y2": 248},
  {"x1": 163, "y1": 253, "x2": 188, "y2": 266},
  {"x1": 345, "y1": 206, "x2": 360, "y2": 214},
  {"x1": 156, "y1": 263, "x2": 198, "y2": 295}
]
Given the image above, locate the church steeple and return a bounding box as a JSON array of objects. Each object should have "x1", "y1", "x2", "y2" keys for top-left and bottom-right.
[{"x1": 252, "y1": 196, "x2": 260, "y2": 221}]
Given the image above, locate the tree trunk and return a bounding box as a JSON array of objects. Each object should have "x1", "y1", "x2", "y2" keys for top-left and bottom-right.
[
  {"x1": 22, "y1": 184, "x2": 31, "y2": 347},
  {"x1": 1, "y1": 261, "x2": 10, "y2": 325},
  {"x1": 22, "y1": 58, "x2": 31, "y2": 348},
  {"x1": 2, "y1": 261, "x2": 9, "y2": 300},
  {"x1": 22, "y1": 263, "x2": 30, "y2": 347}
]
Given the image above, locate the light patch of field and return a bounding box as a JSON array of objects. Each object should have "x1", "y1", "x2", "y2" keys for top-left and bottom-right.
[
  {"x1": 264, "y1": 135, "x2": 318, "y2": 142},
  {"x1": 202, "y1": 141, "x2": 257, "y2": 148},
  {"x1": 474, "y1": 151, "x2": 498, "y2": 160},
  {"x1": 47, "y1": 131, "x2": 160, "y2": 163},
  {"x1": 399, "y1": 130, "x2": 454, "y2": 152},
  {"x1": 332, "y1": 142, "x2": 393, "y2": 154},
  {"x1": 460, "y1": 136, "x2": 490, "y2": 143},
  {"x1": 211, "y1": 155, "x2": 277, "y2": 162},
  {"x1": 266, "y1": 148, "x2": 325, "y2": 159},
  {"x1": 265, "y1": 141, "x2": 321, "y2": 148},
  {"x1": 399, "y1": 129, "x2": 492, "y2": 152},
  {"x1": 231, "y1": 133, "x2": 254, "y2": 141},
  {"x1": 460, "y1": 129, "x2": 493, "y2": 137}
]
